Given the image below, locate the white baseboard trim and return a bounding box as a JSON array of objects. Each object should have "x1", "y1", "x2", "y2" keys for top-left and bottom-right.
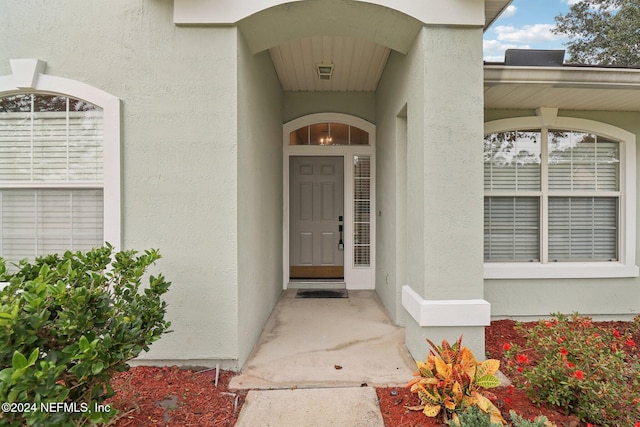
[{"x1": 402, "y1": 285, "x2": 490, "y2": 327}]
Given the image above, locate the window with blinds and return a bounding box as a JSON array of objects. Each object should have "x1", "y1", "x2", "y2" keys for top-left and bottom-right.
[
  {"x1": 354, "y1": 155, "x2": 371, "y2": 267},
  {"x1": 0, "y1": 94, "x2": 104, "y2": 263},
  {"x1": 484, "y1": 129, "x2": 620, "y2": 263}
]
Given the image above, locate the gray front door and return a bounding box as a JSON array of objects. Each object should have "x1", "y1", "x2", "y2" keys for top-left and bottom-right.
[{"x1": 289, "y1": 156, "x2": 344, "y2": 279}]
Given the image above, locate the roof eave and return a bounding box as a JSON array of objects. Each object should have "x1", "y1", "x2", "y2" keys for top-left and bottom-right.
[{"x1": 484, "y1": 65, "x2": 640, "y2": 90}]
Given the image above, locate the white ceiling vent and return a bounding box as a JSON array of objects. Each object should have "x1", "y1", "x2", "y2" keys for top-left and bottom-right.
[{"x1": 316, "y1": 63, "x2": 334, "y2": 80}]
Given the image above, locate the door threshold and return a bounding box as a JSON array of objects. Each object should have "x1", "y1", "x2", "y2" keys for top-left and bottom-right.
[{"x1": 287, "y1": 280, "x2": 346, "y2": 290}]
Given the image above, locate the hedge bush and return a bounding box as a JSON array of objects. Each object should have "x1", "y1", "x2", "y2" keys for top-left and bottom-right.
[{"x1": 0, "y1": 245, "x2": 171, "y2": 426}]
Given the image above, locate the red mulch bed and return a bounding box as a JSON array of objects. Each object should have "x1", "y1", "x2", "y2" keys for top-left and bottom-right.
[
  {"x1": 105, "y1": 319, "x2": 639, "y2": 426},
  {"x1": 105, "y1": 366, "x2": 247, "y2": 426}
]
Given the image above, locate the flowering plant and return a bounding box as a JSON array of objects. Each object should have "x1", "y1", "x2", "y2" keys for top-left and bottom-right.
[
  {"x1": 503, "y1": 313, "x2": 640, "y2": 427},
  {"x1": 406, "y1": 336, "x2": 505, "y2": 424}
]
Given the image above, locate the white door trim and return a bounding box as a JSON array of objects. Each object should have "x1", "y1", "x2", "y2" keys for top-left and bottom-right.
[{"x1": 283, "y1": 113, "x2": 376, "y2": 290}]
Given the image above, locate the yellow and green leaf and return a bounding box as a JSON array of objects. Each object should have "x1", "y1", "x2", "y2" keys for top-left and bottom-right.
[
  {"x1": 434, "y1": 356, "x2": 452, "y2": 379},
  {"x1": 476, "y1": 374, "x2": 501, "y2": 388},
  {"x1": 474, "y1": 392, "x2": 506, "y2": 425},
  {"x1": 476, "y1": 359, "x2": 500, "y2": 377},
  {"x1": 422, "y1": 403, "x2": 441, "y2": 418}
]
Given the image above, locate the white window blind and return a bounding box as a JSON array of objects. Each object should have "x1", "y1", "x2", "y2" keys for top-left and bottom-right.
[
  {"x1": 484, "y1": 129, "x2": 620, "y2": 264},
  {"x1": 354, "y1": 155, "x2": 370, "y2": 267},
  {"x1": 0, "y1": 94, "x2": 104, "y2": 263},
  {"x1": 484, "y1": 130, "x2": 541, "y2": 191},
  {"x1": 484, "y1": 196, "x2": 539, "y2": 261},
  {"x1": 549, "y1": 131, "x2": 619, "y2": 191},
  {"x1": 549, "y1": 197, "x2": 617, "y2": 261}
]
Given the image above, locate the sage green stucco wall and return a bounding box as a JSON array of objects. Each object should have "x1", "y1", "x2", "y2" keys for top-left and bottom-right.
[
  {"x1": 1, "y1": 1, "x2": 242, "y2": 368},
  {"x1": 283, "y1": 92, "x2": 376, "y2": 124},
  {"x1": 484, "y1": 109, "x2": 640, "y2": 320},
  {"x1": 375, "y1": 44, "x2": 422, "y2": 327},
  {"x1": 237, "y1": 32, "x2": 284, "y2": 367},
  {"x1": 376, "y1": 25, "x2": 486, "y2": 360}
]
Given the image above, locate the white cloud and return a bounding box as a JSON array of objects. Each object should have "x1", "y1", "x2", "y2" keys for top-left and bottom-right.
[
  {"x1": 483, "y1": 39, "x2": 527, "y2": 53},
  {"x1": 483, "y1": 55, "x2": 506, "y2": 62},
  {"x1": 483, "y1": 39, "x2": 530, "y2": 62},
  {"x1": 500, "y1": 5, "x2": 517, "y2": 19},
  {"x1": 494, "y1": 24, "x2": 566, "y2": 43}
]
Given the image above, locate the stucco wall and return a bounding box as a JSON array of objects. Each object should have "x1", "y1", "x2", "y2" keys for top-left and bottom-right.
[
  {"x1": 375, "y1": 42, "x2": 423, "y2": 325},
  {"x1": 1, "y1": 0, "x2": 242, "y2": 367},
  {"x1": 283, "y1": 92, "x2": 376, "y2": 124},
  {"x1": 237, "y1": 32, "x2": 284, "y2": 367},
  {"x1": 375, "y1": 25, "x2": 486, "y2": 360},
  {"x1": 484, "y1": 109, "x2": 640, "y2": 320}
]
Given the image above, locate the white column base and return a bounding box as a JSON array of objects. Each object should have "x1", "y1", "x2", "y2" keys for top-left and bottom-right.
[{"x1": 401, "y1": 285, "x2": 490, "y2": 327}]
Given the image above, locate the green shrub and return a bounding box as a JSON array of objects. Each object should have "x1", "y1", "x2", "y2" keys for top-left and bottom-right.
[
  {"x1": 504, "y1": 313, "x2": 640, "y2": 427},
  {"x1": 0, "y1": 245, "x2": 171, "y2": 426},
  {"x1": 447, "y1": 405, "x2": 502, "y2": 427},
  {"x1": 508, "y1": 411, "x2": 551, "y2": 427},
  {"x1": 448, "y1": 406, "x2": 553, "y2": 427}
]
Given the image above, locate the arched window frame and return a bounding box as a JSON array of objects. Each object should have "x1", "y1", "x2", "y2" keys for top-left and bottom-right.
[
  {"x1": 0, "y1": 59, "x2": 121, "y2": 255},
  {"x1": 484, "y1": 111, "x2": 638, "y2": 279}
]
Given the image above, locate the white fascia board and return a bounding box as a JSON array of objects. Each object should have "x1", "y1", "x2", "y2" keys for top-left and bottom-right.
[
  {"x1": 484, "y1": 65, "x2": 640, "y2": 89},
  {"x1": 402, "y1": 285, "x2": 491, "y2": 327},
  {"x1": 174, "y1": 0, "x2": 485, "y2": 26}
]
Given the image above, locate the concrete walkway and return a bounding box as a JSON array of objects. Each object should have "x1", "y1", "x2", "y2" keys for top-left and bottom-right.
[{"x1": 231, "y1": 290, "x2": 416, "y2": 426}]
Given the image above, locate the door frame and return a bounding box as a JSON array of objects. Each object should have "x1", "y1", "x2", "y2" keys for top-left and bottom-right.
[{"x1": 283, "y1": 113, "x2": 376, "y2": 290}]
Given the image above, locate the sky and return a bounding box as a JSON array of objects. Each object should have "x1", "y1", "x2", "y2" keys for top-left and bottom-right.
[{"x1": 483, "y1": 0, "x2": 581, "y2": 62}]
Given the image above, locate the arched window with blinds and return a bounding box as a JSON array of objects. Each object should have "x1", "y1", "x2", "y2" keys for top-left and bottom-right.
[
  {"x1": 0, "y1": 93, "x2": 105, "y2": 263},
  {"x1": 484, "y1": 128, "x2": 620, "y2": 263}
]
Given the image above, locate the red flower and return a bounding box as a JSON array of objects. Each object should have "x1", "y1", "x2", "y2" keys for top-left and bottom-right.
[
  {"x1": 503, "y1": 343, "x2": 512, "y2": 351},
  {"x1": 505, "y1": 397, "x2": 512, "y2": 405},
  {"x1": 559, "y1": 347, "x2": 568, "y2": 356},
  {"x1": 516, "y1": 354, "x2": 529, "y2": 364},
  {"x1": 626, "y1": 338, "x2": 636, "y2": 348},
  {"x1": 517, "y1": 366, "x2": 524, "y2": 373},
  {"x1": 574, "y1": 370, "x2": 585, "y2": 380},
  {"x1": 634, "y1": 422, "x2": 640, "y2": 427},
  {"x1": 612, "y1": 329, "x2": 621, "y2": 338},
  {"x1": 508, "y1": 385, "x2": 514, "y2": 394},
  {"x1": 566, "y1": 362, "x2": 575, "y2": 369}
]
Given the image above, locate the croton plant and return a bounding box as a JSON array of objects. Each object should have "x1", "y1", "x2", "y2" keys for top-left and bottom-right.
[{"x1": 406, "y1": 336, "x2": 505, "y2": 425}]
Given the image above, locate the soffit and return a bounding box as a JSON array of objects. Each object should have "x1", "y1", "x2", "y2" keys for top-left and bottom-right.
[
  {"x1": 257, "y1": 1, "x2": 511, "y2": 92},
  {"x1": 484, "y1": 65, "x2": 640, "y2": 112},
  {"x1": 269, "y1": 36, "x2": 390, "y2": 92},
  {"x1": 485, "y1": 0, "x2": 512, "y2": 28}
]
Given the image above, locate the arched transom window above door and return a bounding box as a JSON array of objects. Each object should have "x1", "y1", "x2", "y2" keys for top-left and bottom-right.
[{"x1": 289, "y1": 122, "x2": 369, "y2": 146}]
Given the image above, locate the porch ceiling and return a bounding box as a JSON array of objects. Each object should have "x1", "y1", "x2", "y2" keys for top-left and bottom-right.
[
  {"x1": 268, "y1": 1, "x2": 513, "y2": 92},
  {"x1": 269, "y1": 36, "x2": 390, "y2": 92},
  {"x1": 484, "y1": 65, "x2": 640, "y2": 112}
]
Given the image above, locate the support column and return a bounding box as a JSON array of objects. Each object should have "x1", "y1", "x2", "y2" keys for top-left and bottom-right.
[{"x1": 403, "y1": 25, "x2": 489, "y2": 360}]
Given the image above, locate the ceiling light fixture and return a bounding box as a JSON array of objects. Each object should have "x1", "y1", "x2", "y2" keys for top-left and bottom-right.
[{"x1": 316, "y1": 63, "x2": 334, "y2": 80}]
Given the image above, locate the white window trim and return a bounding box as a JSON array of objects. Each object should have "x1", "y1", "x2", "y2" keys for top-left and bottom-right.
[
  {"x1": 0, "y1": 59, "x2": 121, "y2": 250},
  {"x1": 283, "y1": 113, "x2": 376, "y2": 290},
  {"x1": 484, "y1": 111, "x2": 639, "y2": 279}
]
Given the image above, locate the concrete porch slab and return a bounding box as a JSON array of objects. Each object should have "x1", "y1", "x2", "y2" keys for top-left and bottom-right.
[
  {"x1": 230, "y1": 290, "x2": 415, "y2": 390},
  {"x1": 235, "y1": 387, "x2": 384, "y2": 427}
]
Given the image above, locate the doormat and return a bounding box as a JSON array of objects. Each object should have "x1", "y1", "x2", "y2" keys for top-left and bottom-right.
[{"x1": 295, "y1": 289, "x2": 348, "y2": 299}]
